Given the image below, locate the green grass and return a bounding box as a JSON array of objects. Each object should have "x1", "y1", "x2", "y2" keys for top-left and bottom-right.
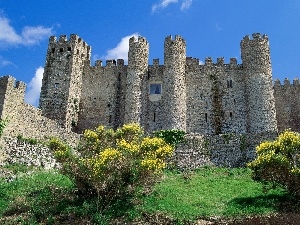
[
  {"x1": 139, "y1": 167, "x2": 293, "y2": 221},
  {"x1": 0, "y1": 166, "x2": 298, "y2": 224}
]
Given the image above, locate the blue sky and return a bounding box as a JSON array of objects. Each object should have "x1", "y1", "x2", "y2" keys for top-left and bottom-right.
[{"x1": 1, "y1": 0, "x2": 300, "y2": 106}]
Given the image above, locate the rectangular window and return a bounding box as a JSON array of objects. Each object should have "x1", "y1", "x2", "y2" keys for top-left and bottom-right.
[{"x1": 150, "y1": 83, "x2": 162, "y2": 95}]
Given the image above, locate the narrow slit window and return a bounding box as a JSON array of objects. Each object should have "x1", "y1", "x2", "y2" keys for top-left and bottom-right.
[
  {"x1": 60, "y1": 48, "x2": 63, "y2": 52},
  {"x1": 153, "y1": 112, "x2": 156, "y2": 122},
  {"x1": 205, "y1": 113, "x2": 208, "y2": 122},
  {"x1": 229, "y1": 80, "x2": 233, "y2": 88},
  {"x1": 109, "y1": 115, "x2": 112, "y2": 123},
  {"x1": 230, "y1": 112, "x2": 233, "y2": 118}
]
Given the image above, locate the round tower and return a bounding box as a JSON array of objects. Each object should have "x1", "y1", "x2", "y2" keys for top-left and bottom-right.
[
  {"x1": 241, "y1": 33, "x2": 277, "y2": 133},
  {"x1": 163, "y1": 35, "x2": 187, "y2": 131},
  {"x1": 39, "y1": 34, "x2": 91, "y2": 131},
  {"x1": 125, "y1": 36, "x2": 149, "y2": 124}
]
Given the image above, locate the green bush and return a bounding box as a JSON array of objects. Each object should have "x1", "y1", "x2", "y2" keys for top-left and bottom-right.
[
  {"x1": 49, "y1": 123, "x2": 174, "y2": 211},
  {"x1": 153, "y1": 129, "x2": 186, "y2": 147},
  {"x1": 248, "y1": 130, "x2": 300, "y2": 195},
  {"x1": 0, "y1": 119, "x2": 7, "y2": 137}
]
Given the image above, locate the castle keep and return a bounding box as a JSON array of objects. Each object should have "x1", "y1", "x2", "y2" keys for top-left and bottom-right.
[{"x1": 1, "y1": 33, "x2": 300, "y2": 167}]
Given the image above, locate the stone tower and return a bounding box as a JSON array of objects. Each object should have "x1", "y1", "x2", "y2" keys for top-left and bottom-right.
[
  {"x1": 39, "y1": 34, "x2": 91, "y2": 131},
  {"x1": 125, "y1": 36, "x2": 149, "y2": 124},
  {"x1": 241, "y1": 33, "x2": 277, "y2": 133},
  {"x1": 163, "y1": 35, "x2": 187, "y2": 131}
]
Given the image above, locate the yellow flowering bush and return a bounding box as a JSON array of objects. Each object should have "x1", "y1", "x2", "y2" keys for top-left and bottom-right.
[
  {"x1": 248, "y1": 130, "x2": 300, "y2": 195},
  {"x1": 49, "y1": 123, "x2": 174, "y2": 208}
]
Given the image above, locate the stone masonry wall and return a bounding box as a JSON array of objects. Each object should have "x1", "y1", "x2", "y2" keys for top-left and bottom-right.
[
  {"x1": 78, "y1": 59, "x2": 127, "y2": 132},
  {"x1": 163, "y1": 35, "x2": 187, "y2": 131},
  {"x1": 174, "y1": 132, "x2": 277, "y2": 169},
  {"x1": 274, "y1": 78, "x2": 300, "y2": 132},
  {"x1": 0, "y1": 76, "x2": 79, "y2": 147},
  {"x1": 186, "y1": 57, "x2": 247, "y2": 134},
  {"x1": 39, "y1": 34, "x2": 91, "y2": 131},
  {"x1": 241, "y1": 33, "x2": 278, "y2": 133}
]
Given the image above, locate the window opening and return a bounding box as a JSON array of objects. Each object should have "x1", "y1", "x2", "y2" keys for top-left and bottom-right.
[
  {"x1": 230, "y1": 112, "x2": 233, "y2": 118},
  {"x1": 109, "y1": 115, "x2": 112, "y2": 123},
  {"x1": 67, "y1": 47, "x2": 71, "y2": 51},
  {"x1": 229, "y1": 80, "x2": 233, "y2": 88},
  {"x1": 150, "y1": 84, "x2": 162, "y2": 94},
  {"x1": 51, "y1": 48, "x2": 55, "y2": 53},
  {"x1": 153, "y1": 112, "x2": 156, "y2": 122},
  {"x1": 54, "y1": 83, "x2": 59, "y2": 88},
  {"x1": 205, "y1": 113, "x2": 208, "y2": 122},
  {"x1": 59, "y1": 48, "x2": 63, "y2": 52}
]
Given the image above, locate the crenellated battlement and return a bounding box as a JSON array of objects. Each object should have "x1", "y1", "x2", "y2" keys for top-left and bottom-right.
[
  {"x1": 242, "y1": 33, "x2": 269, "y2": 42},
  {"x1": 0, "y1": 75, "x2": 26, "y2": 93},
  {"x1": 47, "y1": 34, "x2": 91, "y2": 60},
  {"x1": 165, "y1": 35, "x2": 185, "y2": 43},
  {"x1": 129, "y1": 36, "x2": 148, "y2": 44},
  {"x1": 273, "y1": 78, "x2": 300, "y2": 87}
]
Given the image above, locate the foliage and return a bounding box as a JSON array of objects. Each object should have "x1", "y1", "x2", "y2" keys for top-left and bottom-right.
[
  {"x1": 17, "y1": 134, "x2": 38, "y2": 145},
  {"x1": 153, "y1": 129, "x2": 186, "y2": 147},
  {"x1": 248, "y1": 130, "x2": 300, "y2": 196},
  {"x1": 0, "y1": 118, "x2": 7, "y2": 137},
  {"x1": 49, "y1": 123, "x2": 174, "y2": 211}
]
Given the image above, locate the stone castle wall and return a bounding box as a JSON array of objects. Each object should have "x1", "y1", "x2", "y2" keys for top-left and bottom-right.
[
  {"x1": 78, "y1": 59, "x2": 127, "y2": 132},
  {"x1": 274, "y1": 78, "x2": 300, "y2": 132},
  {"x1": 175, "y1": 132, "x2": 278, "y2": 169},
  {"x1": 1, "y1": 32, "x2": 300, "y2": 171},
  {"x1": 0, "y1": 76, "x2": 79, "y2": 146}
]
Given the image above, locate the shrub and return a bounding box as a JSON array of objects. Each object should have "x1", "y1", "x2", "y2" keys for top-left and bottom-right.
[
  {"x1": 49, "y1": 123, "x2": 174, "y2": 211},
  {"x1": 0, "y1": 119, "x2": 7, "y2": 137},
  {"x1": 248, "y1": 130, "x2": 300, "y2": 195},
  {"x1": 153, "y1": 129, "x2": 186, "y2": 147}
]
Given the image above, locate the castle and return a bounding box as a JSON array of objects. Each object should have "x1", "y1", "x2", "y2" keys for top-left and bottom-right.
[
  {"x1": 1, "y1": 33, "x2": 300, "y2": 141},
  {"x1": 1, "y1": 33, "x2": 300, "y2": 167}
]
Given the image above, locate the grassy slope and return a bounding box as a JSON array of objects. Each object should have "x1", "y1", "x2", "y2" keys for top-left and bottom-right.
[
  {"x1": 0, "y1": 167, "x2": 297, "y2": 224},
  {"x1": 140, "y1": 167, "x2": 289, "y2": 221}
]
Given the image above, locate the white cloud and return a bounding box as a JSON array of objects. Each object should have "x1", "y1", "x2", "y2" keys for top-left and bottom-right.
[
  {"x1": 0, "y1": 56, "x2": 15, "y2": 68},
  {"x1": 216, "y1": 23, "x2": 223, "y2": 31},
  {"x1": 97, "y1": 33, "x2": 139, "y2": 64},
  {"x1": 25, "y1": 67, "x2": 44, "y2": 106},
  {"x1": 0, "y1": 15, "x2": 53, "y2": 48},
  {"x1": 181, "y1": 0, "x2": 192, "y2": 10},
  {"x1": 152, "y1": 0, "x2": 178, "y2": 12}
]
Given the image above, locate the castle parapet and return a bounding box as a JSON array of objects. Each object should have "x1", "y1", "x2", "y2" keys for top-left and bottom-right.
[
  {"x1": 294, "y1": 78, "x2": 300, "y2": 86},
  {"x1": 95, "y1": 60, "x2": 102, "y2": 67},
  {"x1": 274, "y1": 79, "x2": 281, "y2": 86},
  {"x1": 205, "y1": 57, "x2": 213, "y2": 65},
  {"x1": 217, "y1": 57, "x2": 224, "y2": 65},
  {"x1": 153, "y1": 59, "x2": 159, "y2": 66},
  {"x1": 230, "y1": 58, "x2": 237, "y2": 65},
  {"x1": 106, "y1": 60, "x2": 116, "y2": 67},
  {"x1": 284, "y1": 78, "x2": 290, "y2": 86},
  {"x1": 117, "y1": 59, "x2": 124, "y2": 66}
]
